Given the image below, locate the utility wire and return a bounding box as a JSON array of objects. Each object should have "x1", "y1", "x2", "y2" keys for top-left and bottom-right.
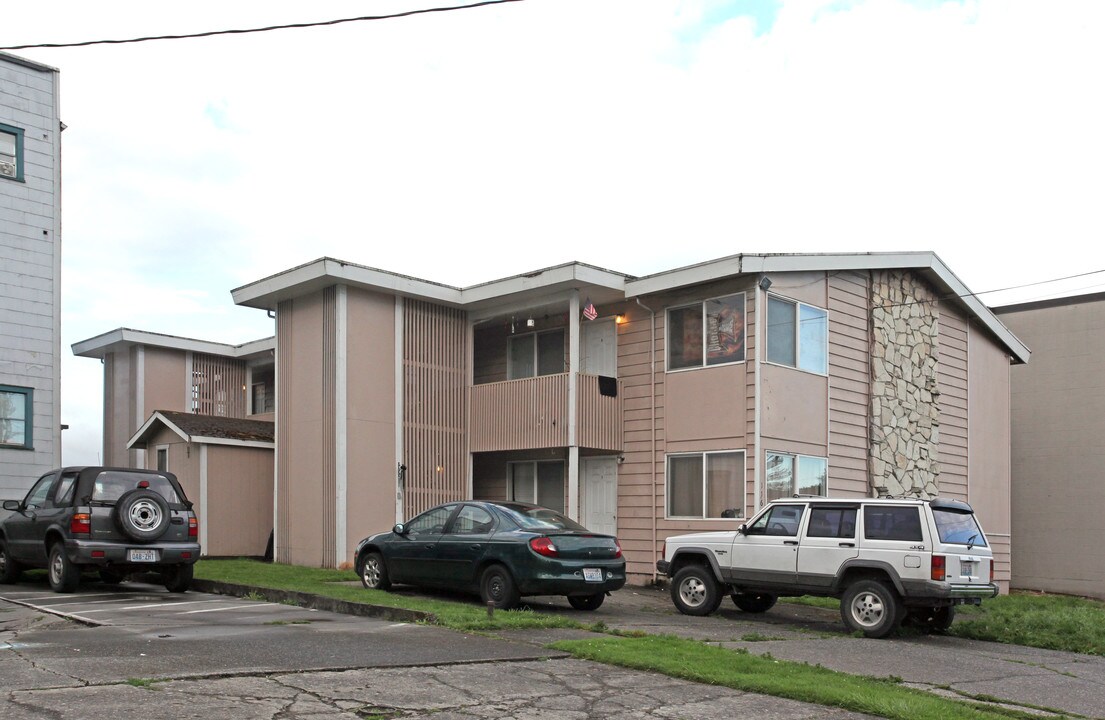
[
  {"x1": 877, "y1": 267, "x2": 1105, "y2": 311},
  {"x1": 0, "y1": 0, "x2": 523, "y2": 51}
]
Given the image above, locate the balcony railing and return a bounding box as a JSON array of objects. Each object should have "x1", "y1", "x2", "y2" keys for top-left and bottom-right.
[{"x1": 468, "y1": 372, "x2": 623, "y2": 453}]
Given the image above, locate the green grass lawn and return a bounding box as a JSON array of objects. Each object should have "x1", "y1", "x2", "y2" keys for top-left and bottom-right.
[{"x1": 952, "y1": 592, "x2": 1105, "y2": 655}]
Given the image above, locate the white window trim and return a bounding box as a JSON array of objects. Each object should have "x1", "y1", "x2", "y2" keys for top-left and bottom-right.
[
  {"x1": 155, "y1": 445, "x2": 170, "y2": 472},
  {"x1": 507, "y1": 328, "x2": 566, "y2": 380},
  {"x1": 507, "y1": 459, "x2": 566, "y2": 510},
  {"x1": 664, "y1": 450, "x2": 747, "y2": 521},
  {"x1": 764, "y1": 451, "x2": 828, "y2": 500},
  {"x1": 764, "y1": 293, "x2": 829, "y2": 376},
  {"x1": 665, "y1": 292, "x2": 747, "y2": 373}
]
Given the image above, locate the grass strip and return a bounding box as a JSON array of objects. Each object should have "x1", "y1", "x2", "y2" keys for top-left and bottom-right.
[
  {"x1": 193, "y1": 558, "x2": 584, "y2": 632},
  {"x1": 550, "y1": 635, "x2": 1052, "y2": 720},
  {"x1": 952, "y1": 593, "x2": 1105, "y2": 656}
]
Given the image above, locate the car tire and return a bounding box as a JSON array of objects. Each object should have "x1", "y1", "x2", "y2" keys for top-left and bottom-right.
[
  {"x1": 359, "y1": 552, "x2": 391, "y2": 591},
  {"x1": 163, "y1": 564, "x2": 193, "y2": 593},
  {"x1": 48, "y1": 542, "x2": 80, "y2": 593},
  {"x1": 480, "y1": 564, "x2": 520, "y2": 610},
  {"x1": 671, "y1": 565, "x2": 722, "y2": 616},
  {"x1": 567, "y1": 593, "x2": 605, "y2": 611},
  {"x1": 0, "y1": 538, "x2": 22, "y2": 585},
  {"x1": 99, "y1": 569, "x2": 126, "y2": 585},
  {"x1": 731, "y1": 592, "x2": 777, "y2": 613},
  {"x1": 908, "y1": 605, "x2": 955, "y2": 632},
  {"x1": 840, "y1": 579, "x2": 903, "y2": 638},
  {"x1": 114, "y1": 489, "x2": 171, "y2": 543}
]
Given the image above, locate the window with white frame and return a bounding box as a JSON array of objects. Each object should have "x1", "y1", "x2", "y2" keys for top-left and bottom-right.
[
  {"x1": 0, "y1": 385, "x2": 33, "y2": 449},
  {"x1": 667, "y1": 451, "x2": 744, "y2": 519},
  {"x1": 509, "y1": 460, "x2": 565, "y2": 514},
  {"x1": 156, "y1": 446, "x2": 169, "y2": 472},
  {"x1": 766, "y1": 295, "x2": 827, "y2": 374},
  {"x1": 0, "y1": 124, "x2": 22, "y2": 181},
  {"x1": 765, "y1": 452, "x2": 827, "y2": 501},
  {"x1": 508, "y1": 329, "x2": 564, "y2": 379},
  {"x1": 667, "y1": 293, "x2": 746, "y2": 370}
]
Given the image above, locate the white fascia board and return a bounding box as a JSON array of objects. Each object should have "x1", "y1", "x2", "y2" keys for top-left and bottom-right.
[
  {"x1": 232, "y1": 258, "x2": 464, "y2": 310},
  {"x1": 190, "y1": 436, "x2": 275, "y2": 449},
  {"x1": 126, "y1": 411, "x2": 190, "y2": 449},
  {"x1": 72, "y1": 328, "x2": 272, "y2": 360}
]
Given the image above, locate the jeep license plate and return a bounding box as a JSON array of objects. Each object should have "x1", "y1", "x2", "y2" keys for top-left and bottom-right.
[
  {"x1": 961, "y1": 561, "x2": 975, "y2": 577},
  {"x1": 583, "y1": 568, "x2": 603, "y2": 583},
  {"x1": 128, "y1": 549, "x2": 159, "y2": 563}
]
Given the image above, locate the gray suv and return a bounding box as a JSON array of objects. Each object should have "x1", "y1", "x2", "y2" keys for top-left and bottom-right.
[{"x1": 0, "y1": 466, "x2": 200, "y2": 593}]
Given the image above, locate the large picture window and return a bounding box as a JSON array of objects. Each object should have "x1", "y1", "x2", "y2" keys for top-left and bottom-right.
[
  {"x1": 508, "y1": 329, "x2": 565, "y2": 379},
  {"x1": 765, "y1": 452, "x2": 827, "y2": 501},
  {"x1": 668, "y1": 293, "x2": 746, "y2": 370},
  {"x1": 766, "y1": 295, "x2": 827, "y2": 374},
  {"x1": 0, "y1": 123, "x2": 24, "y2": 181},
  {"x1": 0, "y1": 385, "x2": 33, "y2": 449},
  {"x1": 667, "y1": 451, "x2": 744, "y2": 519},
  {"x1": 509, "y1": 460, "x2": 565, "y2": 514}
]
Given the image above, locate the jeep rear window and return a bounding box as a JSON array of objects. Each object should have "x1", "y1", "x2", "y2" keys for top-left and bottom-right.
[
  {"x1": 91, "y1": 472, "x2": 181, "y2": 505},
  {"x1": 863, "y1": 506, "x2": 923, "y2": 541},
  {"x1": 932, "y1": 508, "x2": 988, "y2": 547}
]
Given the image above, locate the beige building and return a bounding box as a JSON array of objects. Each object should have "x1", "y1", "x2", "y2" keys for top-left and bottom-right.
[
  {"x1": 215, "y1": 252, "x2": 1026, "y2": 587},
  {"x1": 994, "y1": 293, "x2": 1105, "y2": 599}
]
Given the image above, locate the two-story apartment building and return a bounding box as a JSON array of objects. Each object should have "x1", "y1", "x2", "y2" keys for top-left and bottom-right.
[
  {"x1": 1, "y1": 52, "x2": 62, "y2": 501},
  {"x1": 219, "y1": 252, "x2": 1027, "y2": 587}
]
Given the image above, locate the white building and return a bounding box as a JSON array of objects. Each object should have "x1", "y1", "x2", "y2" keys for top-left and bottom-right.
[{"x1": 0, "y1": 51, "x2": 62, "y2": 500}]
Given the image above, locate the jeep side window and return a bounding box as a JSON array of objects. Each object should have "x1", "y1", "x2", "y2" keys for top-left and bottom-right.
[
  {"x1": 807, "y1": 507, "x2": 857, "y2": 538},
  {"x1": 863, "y1": 506, "x2": 923, "y2": 541},
  {"x1": 746, "y1": 505, "x2": 804, "y2": 536}
]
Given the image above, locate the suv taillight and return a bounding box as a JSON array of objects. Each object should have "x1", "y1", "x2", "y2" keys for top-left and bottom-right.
[
  {"x1": 529, "y1": 537, "x2": 558, "y2": 557},
  {"x1": 986, "y1": 559, "x2": 992, "y2": 584},
  {"x1": 70, "y1": 513, "x2": 91, "y2": 535},
  {"x1": 931, "y1": 554, "x2": 946, "y2": 581},
  {"x1": 188, "y1": 516, "x2": 198, "y2": 538}
]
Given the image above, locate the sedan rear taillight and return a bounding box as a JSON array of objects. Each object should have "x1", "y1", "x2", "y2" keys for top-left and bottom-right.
[
  {"x1": 614, "y1": 538, "x2": 623, "y2": 559},
  {"x1": 529, "y1": 537, "x2": 559, "y2": 557},
  {"x1": 931, "y1": 554, "x2": 946, "y2": 581},
  {"x1": 70, "y1": 513, "x2": 91, "y2": 535},
  {"x1": 188, "y1": 516, "x2": 198, "y2": 538}
]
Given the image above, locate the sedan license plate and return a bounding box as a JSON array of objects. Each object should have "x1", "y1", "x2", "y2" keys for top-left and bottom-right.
[
  {"x1": 583, "y1": 567, "x2": 603, "y2": 583},
  {"x1": 128, "y1": 549, "x2": 159, "y2": 563}
]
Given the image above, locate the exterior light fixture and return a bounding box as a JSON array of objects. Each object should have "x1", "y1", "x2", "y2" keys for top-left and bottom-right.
[
  {"x1": 526, "y1": 317, "x2": 535, "y2": 328},
  {"x1": 759, "y1": 276, "x2": 773, "y2": 291}
]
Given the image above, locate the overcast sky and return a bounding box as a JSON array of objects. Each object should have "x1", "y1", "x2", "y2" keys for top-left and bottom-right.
[{"x1": 4, "y1": 0, "x2": 1104, "y2": 465}]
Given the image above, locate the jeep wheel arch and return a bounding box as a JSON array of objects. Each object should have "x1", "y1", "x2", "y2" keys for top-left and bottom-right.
[
  {"x1": 668, "y1": 548, "x2": 725, "y2": 582},
  {"x1": 834, "y1": 560, "x2": 906, "y2": 596}
]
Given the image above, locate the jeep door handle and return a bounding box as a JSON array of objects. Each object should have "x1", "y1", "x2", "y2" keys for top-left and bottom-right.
[
  {"x1": 839, "y1": 542, "x2": 856, "y2": 547},
  {"x1": 784, "y1": 540, "x2": 798, "y2": 546}
]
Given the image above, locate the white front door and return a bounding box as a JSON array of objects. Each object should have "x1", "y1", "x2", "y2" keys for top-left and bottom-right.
[
  {"x1": 581, "y1": 318, "x2": 617, "y2": 377},
  {"x1": 582, "y1": 457, "x2": 618, "y2": 536}
]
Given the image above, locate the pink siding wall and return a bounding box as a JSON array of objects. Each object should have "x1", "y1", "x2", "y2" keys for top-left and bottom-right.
[
  {"x1": 143, "y1": 347, "x2": 187, "y2": 418},
  {"x1": 206, "y1": 444, "x2": 274, "y2": 557},
  {"x1": 938, "y1": 308, "x2": 969, "y2": 500},
  {"x1": 827, "y1": 271, "x2": 871, "y2": 497}
]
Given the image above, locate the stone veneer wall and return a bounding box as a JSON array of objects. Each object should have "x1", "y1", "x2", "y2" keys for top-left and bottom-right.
[{"x1": 869, "y1": 271, "x2": 941, "y2": 498}]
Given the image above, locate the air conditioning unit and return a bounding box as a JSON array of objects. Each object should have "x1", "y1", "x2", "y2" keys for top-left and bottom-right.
[{"x1": 0, "y1": 161, "x2": 15, "y2": 178}]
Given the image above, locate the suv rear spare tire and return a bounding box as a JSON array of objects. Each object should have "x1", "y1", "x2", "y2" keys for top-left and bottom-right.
[{"x1": 115, "y1": 489, "x2": 171, "y2": 543}]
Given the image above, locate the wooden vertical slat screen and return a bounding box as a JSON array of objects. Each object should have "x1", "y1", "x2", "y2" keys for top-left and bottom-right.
[
  {"x1": 575, "y1": 373, "x2": 624, "y2": 452},
  {"x1": 468, "y1": 374, "x2": 569, "y2": 451},
  {"x1": 191, "y1": 353, "x2": 246, "y2": 418}
]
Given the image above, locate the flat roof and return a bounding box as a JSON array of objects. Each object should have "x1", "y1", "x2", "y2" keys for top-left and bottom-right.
[
  {"x1": 0, "y1": 50, "x2": 59, "y2": 74},
  {"x1": 72, "y1": 327, "x2": 274, "y2": 360},
  {"x1": 992, "y1": 290, "x2": 1105, "y2": 315}
]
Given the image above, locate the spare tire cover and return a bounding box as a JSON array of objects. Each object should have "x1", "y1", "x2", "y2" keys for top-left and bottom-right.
[{"x1": 114, "y1": 488, "x2": 171, "y2": 543}]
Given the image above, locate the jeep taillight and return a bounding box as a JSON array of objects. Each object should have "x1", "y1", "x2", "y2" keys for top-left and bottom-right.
[
  {"x1": 70, "y1": 513, "x2": 91, "y2": 535},
  {"x1": 986, "y1": 559, "x2": 992, "y2": 584},
  {"x1": 188, "y1": 516, "x2": 198, "y2": 538},
  {"x1": 931, "y1": 554, "x2": 946, "y2": 581},
  {"x1": 529, "y1": 537, "x2": 558, "y2": 557}
]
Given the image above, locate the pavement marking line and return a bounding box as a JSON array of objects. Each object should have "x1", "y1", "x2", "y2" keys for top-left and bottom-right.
[
  {"x1": 180, "y1": 603, "x2": 276, "y2": 614},
  {"x1": 17, "y1": 597, "x2": 157, "y2": 609},
  {"x1": 121, "y1": 599, "x2": 226, "y2": 610},
  {"x1": 0, "y1": 596, "x2": 108, "y2": 627},
  {"x1": 2, "y1": 592, "x2": 150, "y2": 603}
]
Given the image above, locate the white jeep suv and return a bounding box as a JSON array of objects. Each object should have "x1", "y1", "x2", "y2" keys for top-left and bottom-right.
[{"x1": 657, "y1": 497, "x2": 998, "y2": 638}]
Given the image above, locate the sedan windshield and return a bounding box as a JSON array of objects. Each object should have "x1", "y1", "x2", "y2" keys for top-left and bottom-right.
[{"x1": 496, "y1": 503, "x2": 589, "y2": 532}]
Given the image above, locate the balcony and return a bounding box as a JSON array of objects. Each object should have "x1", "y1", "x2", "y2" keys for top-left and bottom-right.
[{"x1": 468, "y1": 372, "x2": 623, "y2": 453}]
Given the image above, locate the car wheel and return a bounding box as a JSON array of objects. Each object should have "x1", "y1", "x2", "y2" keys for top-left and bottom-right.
[
  {"x1": 671, "y1": 565, "x2": 722, "y2": 616},
  {"x1": 359, "y1": 552, "x2": 391, "y2": 590},
  {"x1": 840, "y1": 579, "x2": 903, "y2": 638},
  {"x1": 567, "y1": 593, "x2": 605, "y2": 611},
  {"x1": 163, "y1": 564, "x2": 193, "y2": 593},
  {"x1": 114, "y1": 489, "x2": 171, "y2": 543},
  {"x1": 48, "y1": 543, "x2": 80, "y2": 593},
  {"x1": 99, "y1": 569, "x2": 127, "y2": 585},
  {"x1": 908, "y1": 605, "x2": 955, "y2": 632},
  {"x1": 0, "y1": 539, "x2": 22, "y2": 585},
  {"x1": 480, "y1": 564, "x2": 520, "y2": 610},
  {"x1": 731, "y1": 592, "x2": 777, "y2": 613}
]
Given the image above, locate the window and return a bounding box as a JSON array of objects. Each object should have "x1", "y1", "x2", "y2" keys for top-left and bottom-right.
[
  {"x1": 508, "y1": 329, "x2": 565, "y2": 379},
  {"x1": 0, "y1": 385, "x2": 33, "y2": 449},
  {"x1": 932, "y1": 508, "x2": 988, "y2": 547},
  {"x1": 251, "y1": 365, "x2": 275, "y2": 414},
  {"x1": 509, "y1": 461, "x2": 565, "y2": 514},
  {"x1": 22, "y1": 473, "x2": 55, "y2": 510},
  {"x1": 765, "y1": 452, "x2": 827, "y2": 501},
  {"x1": 0, "y1": 123, "x2": 23, "y2": 181},
  {"x1": 91, "y1": 471, "x2": 182, "y2": 505},
  {"x1": 667, "y1": 451, "x2": 744, "y2": 519},
  {"x1": 451, "y1": 505, "x2": 496, "y2": 535},
  {"x1": 766, "y1": 295, "x2": 827, "y2": 373},
  {"x1": 406, "y1": 505, "x2": 457, "y2": 535},
  {"x1": 54, "y1": 473, "x2": 78, "y2": 506},
  {"x1": 806, "y1": 506, "x2": 858, "y2": 538},
  {"x1": 745, "y1": 504, "x2": 804, "y2": 536},
  {"x1": 863, "y1": 506, "x2": 923, "y2": 542},
  {"x1": 156, "y1": 447, "x2": 169, "y2": 472},
  {"x1": 668, "y1": 293, "x2": 746, "y2": 370}
]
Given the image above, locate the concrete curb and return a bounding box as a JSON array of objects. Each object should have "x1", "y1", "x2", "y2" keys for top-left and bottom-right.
[{"x1": 190, "y1": 579, "x2": 437, "y2": 625}]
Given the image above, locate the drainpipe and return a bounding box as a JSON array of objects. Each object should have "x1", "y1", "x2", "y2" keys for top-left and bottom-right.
[{"x1": 636, "y1": 297, "x2": 658, "y2": 584}]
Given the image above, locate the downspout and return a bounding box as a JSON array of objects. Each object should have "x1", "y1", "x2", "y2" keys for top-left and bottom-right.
[{"x1": 636, "y1": 297, "x2": 658, "y2": 584}]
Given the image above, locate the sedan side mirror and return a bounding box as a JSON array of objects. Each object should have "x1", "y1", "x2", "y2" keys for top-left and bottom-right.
[
  {"x1": 2, "y1": 499, "x2": 21, "y2": 512},
  {"x1": 393, "y1": 523, "x2": 408, "y2": 535}
]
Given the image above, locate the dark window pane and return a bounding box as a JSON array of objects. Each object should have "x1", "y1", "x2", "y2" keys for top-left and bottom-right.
[
  {"x1": 508, "y1": 335, "x2": 536, "y2": 379},
  {"x1": 767, "y1": 296, "x2": 797, "y2": 366},
  {"x1": 667, "y1": 455, "x2": 704, "y2": 516},
  {"x1": 537, "y1": 330, "x2": 565, "y2": 376},
  {"x1": 863, "y1": 506, "x2": 923, "y2": 541},
  {"x1": 668, "y1": 305, "x2": 703, "y2": 370}
]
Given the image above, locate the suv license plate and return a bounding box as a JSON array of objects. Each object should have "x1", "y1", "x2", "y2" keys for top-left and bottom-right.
[
  {"x1": 128, "y1": 549, "x2": 159, "y2": 563},
  {"x1": 961, "y1": 561, "x2": 976, "y2": 577},
  {"x1": 583, "y1": 568, "x2": 603, "y2": 583}
]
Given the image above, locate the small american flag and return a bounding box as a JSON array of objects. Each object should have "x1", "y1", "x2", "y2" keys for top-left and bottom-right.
[{"x1": 582, "y1": 298, "x2": 598, "y2": 321}]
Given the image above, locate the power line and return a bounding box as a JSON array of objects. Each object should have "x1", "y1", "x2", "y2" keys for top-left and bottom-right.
[
  {"x1": 0, "y1": 0, "x2": 523, "y2": 51},
  {"x1": 878, "y1": 267, "x2": 1105, "y2": 311}
]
